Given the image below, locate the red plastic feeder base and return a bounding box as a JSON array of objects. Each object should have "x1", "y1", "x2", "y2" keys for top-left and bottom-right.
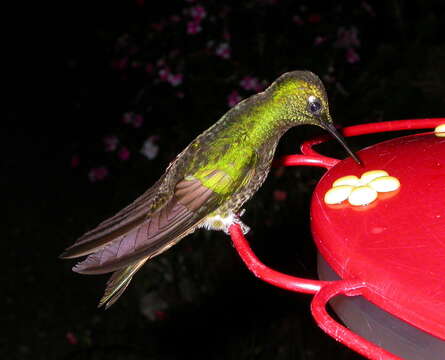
[{"x1": 229, "y1": 118, "x2": 445, "y2": 360}]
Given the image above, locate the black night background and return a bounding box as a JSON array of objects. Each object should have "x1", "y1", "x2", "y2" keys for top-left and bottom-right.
[{"x1": 3, "y1": 1, "x2": 444, "y2": 359}]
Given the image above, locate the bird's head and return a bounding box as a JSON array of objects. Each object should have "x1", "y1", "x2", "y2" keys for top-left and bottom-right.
[{"x1": 269, "y1": 71, "x2": 361, "y2": 164}]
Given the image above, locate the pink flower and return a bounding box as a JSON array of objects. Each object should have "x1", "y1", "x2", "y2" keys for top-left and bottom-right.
[
  {"x1": 176, "y1": 91, "x2": 185, "y2": 99},
  {"x1": 240, "y1": 77, "x2": 266, "y2": 92},
  {"x1": 223, "y1": 30, "x2": 231, "y2": 40},
  {"x1": 140, "y1": 136, "x2": 160, "y2": 160},
  {"x1": 122, "y1": 112, "x2": 144, "y2": 127},
  {"x1": 135, "y1": 0, "x2": 144, "y2": 6},
  {"x1": 71, "y1": 155, "x2": 80, "y2": 168},
  {"x1": 103, "y1": 135, "x2": 119, "y2": 152},
  {"x1": 167, "y1": 73, "x2": 183, "y2": 87},
  {"x1": 159, "y1": 68, "x2": 183, "y2": 87},
  {"x1": 66, "y1": 332, "x2": 78, "y2": 345},
  {"x1": 345, "y1": 48, "x2": 360, "y2": 64},
  {"x1": 190, "y1": 5, "x2": 206, "y2": 21},
  {"x1": 159, "y1": 68, "x2": 171, "y2": 81},
  {"x1": 215, "y1": 43, "x2": 231, "y2": 59},
  {"x1": 118, "y1": 147, "x2": 130, "y2": 161},
  {"x1": 273, "y1": 190, "x2": 287, "y2": 202},
  {"x1": 187, "y1": 20, "x2": 202, "y2": 34},
  {"x1": 240, "y1": 76, "x2": 260, "y2": 91},
  {"x1": 227, "y1": 90, "x2": 242, "y2": 107},
  {"x1": 88, "y1": 166, "x2": 109, "y2": 183},
  {"x1": 132, "y1": 114, "x2": 144, "y2": 128}
]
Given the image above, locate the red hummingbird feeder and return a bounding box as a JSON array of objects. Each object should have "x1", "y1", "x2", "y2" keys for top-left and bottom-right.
[{"x1": 229, "y1": 118, "x2": 445, "y2": 360}]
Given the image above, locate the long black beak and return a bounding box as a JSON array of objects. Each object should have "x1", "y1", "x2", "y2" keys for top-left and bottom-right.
[{"x1": 323, "y1": 122, "x2": 362, "y2": 165}]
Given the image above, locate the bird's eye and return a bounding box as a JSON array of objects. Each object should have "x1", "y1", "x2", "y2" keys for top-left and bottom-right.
[{"x1": 307, "y1": 95, "x2": 322, "y2": 115}]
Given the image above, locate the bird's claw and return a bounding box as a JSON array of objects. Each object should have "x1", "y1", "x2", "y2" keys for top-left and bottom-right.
[
  {"x1": 231, "y1": 214, "x2": 250, "y2": 235},
  {"x1": 236, "y1": 220, "x2": 250, "y2": 235}
]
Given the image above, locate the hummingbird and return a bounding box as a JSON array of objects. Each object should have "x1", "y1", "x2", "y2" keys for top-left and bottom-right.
[{"x1": 60, "y1": 71, "x2": 360, "y2": 308}]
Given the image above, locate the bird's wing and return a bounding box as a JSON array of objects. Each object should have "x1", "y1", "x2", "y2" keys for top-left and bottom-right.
[
  {"x1": 67, "y1": 171, "x2": 232, "y2": 275},
  {"x1": 62, "y1": 149, "x2": 258, "y2": 308},
  {"x1": 60, "y1": 176, "x2": 166, "y2": 259}
]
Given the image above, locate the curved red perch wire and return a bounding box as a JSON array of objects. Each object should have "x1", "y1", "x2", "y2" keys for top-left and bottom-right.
[
  {"x1": 342, "y1": 118, "x2": 445, "y2": 137},
  {"x1": 273, "y1": 154, "x2": 339, "y2": 169},
  {"x1": 311, "y1": 280, "x2": 403, "y2": 360},
  {"x1": 229, "y1": 224, "x2": 329, "y2": 294}
]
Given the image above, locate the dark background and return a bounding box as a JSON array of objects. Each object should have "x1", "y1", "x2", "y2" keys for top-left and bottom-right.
[{"x1": 3, "y1": 1, "x2": 444, "y2": 359}]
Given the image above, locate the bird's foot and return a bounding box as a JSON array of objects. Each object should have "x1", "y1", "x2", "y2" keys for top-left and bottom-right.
[
  {"x1": 231, "y1": 209, "x2": 250, "y2": 234},
  {"x1": 200, "y1": 210, "x2": 250, "y2": 235},
  {"x1": 232, "y1": 215, "x2": 250, "y2": 235}
]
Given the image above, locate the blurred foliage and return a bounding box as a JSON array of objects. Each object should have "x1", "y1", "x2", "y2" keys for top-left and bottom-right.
[{"x1": 3, "y1": 0, "x2": 444, "y2": 359}]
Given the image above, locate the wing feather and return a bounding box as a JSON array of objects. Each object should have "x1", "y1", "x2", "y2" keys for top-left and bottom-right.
[
  {"x1": 71, "y1": 176, "x2": 224, "y2": 274},
  {"x1": 60, "y1": 178, "x2": 166, "y2": 259}
]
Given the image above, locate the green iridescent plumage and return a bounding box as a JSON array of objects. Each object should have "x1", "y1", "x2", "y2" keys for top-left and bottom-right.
[{"x1": 60, "y1": 70, "x2": 359, "y2": 308}]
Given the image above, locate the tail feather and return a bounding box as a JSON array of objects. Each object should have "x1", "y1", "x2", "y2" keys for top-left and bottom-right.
[{"x1": 98, "y1": 258, "x2": 148, "y2": 309}]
